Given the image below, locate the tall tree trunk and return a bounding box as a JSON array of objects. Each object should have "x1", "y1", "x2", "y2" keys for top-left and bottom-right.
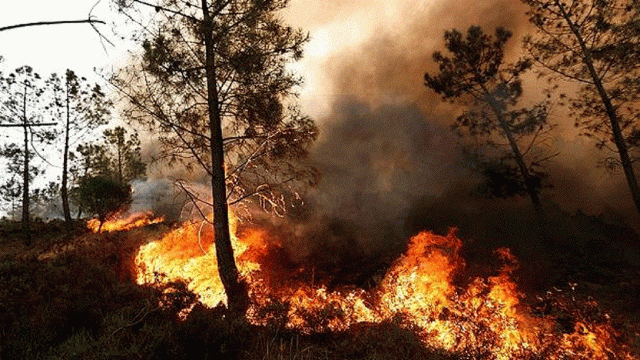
[
  {"x1": 556, "y1": 0, "x2": 640, "y2": 214},
  {"x1": 21, "y1": 83, "x2": 31, "y2": 244},
  {"x1": 201, "y1": 0, "x2": 249, "y2": 316},
  {"x1": 482, "y1": 85, "x2": 543, "y2": 216},
  {"x1": 117, "y1": 141, "x2": 123, "y2": 184},
  {"x1": 61, "y1": 82, "x2": 72, "y2": 225}
]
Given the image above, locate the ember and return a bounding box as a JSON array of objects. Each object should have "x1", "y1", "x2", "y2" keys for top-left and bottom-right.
[{"x1": 134, "y1": 214, "x2": 637, "y2": 359}]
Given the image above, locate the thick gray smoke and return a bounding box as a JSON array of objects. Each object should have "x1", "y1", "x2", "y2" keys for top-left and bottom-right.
[
  {"x1": 274, "y1": 100, "x2": 468, "y2": 260},
  {"x1": 286, "y1": 0, "x2": 639, "y2": 227},
  {"x1": 133, "y1": 0, "x2": 639, "y2": 285},
  {"x1": 244, "y1": 0, "x2": 640, "y2": 284}
]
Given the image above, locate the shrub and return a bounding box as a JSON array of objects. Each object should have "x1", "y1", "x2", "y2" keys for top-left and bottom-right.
[{"x1": 76, "y1": 176, "x2": 132, "y2": 230}]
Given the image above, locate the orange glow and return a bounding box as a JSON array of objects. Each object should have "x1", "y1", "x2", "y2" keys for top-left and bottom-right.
[
  {"x1": 87, "y1": 212, "x2": 164, "y2": 233},
  {"x1": 133, "y1": 214, "x2": 637, "y2": 359}
]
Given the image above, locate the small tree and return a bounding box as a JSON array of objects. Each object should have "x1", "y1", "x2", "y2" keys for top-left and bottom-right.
[
  {"x1": 73, "y1": 143, "x2": 110, "y2": 179},
  {"x1": 71, "y1": 127, "x2": 146, "y2": 218},
  {"x1": 424, "y1": 26, "x2": 553, "y2": 215},
  {"x1": 101, "y1": 126, "x2": 146, "y2": 184},
  {"x1": 76, "y1": 175, "x2": 133, "y2": 231}
]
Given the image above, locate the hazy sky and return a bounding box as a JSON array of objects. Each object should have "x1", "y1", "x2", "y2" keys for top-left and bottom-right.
[{"x1": 0, "y1": 0, "x2": 637, "y2": 225}]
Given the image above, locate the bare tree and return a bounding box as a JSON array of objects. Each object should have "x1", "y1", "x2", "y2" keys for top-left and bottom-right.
[{"x1": 0, "y1": 19, "x2": 105, "y2": 32}]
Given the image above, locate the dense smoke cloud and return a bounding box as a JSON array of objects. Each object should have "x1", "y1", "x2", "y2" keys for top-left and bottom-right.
[
  {"x1": 246, "y1": 0, "x2": 639, "y2": 281},
  {"x1": 136, "y1": 0, "x2": 638, "y2": 283},
  {"x1": 282, "y1": 0, "x2": 639, "y2": 226}
]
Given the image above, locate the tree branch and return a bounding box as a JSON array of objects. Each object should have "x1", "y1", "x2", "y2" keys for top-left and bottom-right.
[
  {"x1": 0, "y1": 19, "x2": 105, "y2": 32},
  {"x1": 0, "y1": 123, "x2": 57, "y2": 127}
]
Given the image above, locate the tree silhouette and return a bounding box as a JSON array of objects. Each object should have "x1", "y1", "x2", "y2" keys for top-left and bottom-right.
[
  {"x1": 100, "y1": 126, "x2": 146, "y2": 184},
  {"x1": 425, "y1": 26, "x2": 553, "y2": 215},
  {"x1": 522, "y1": 0, "x2": 640, "y2": 214},
  {"x1": 0, "y1": 19, "x2": 105, "y2": 32},
  {"x1": 111, "y1": 0, "x2": 316, "y2": 315}
]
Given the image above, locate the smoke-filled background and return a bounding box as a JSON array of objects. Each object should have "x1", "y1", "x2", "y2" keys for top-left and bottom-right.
[{"x1": 131, "y1": 0, "x2": 639, "y2": 287}]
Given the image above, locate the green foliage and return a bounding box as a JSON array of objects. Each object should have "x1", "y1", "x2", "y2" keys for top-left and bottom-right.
[
  {"x1": 76, "y1": 176, "x2": 133, "y2": 227},
  {"x1": 0, "y1": 143, "x2": 36, "y2": 200},
  {"x1": 70, "y1": 126, "x2": 146, "y2": 219},
  {"x1": 426, "y1": 26, "x2": 515, "y2": 99},
  {"x1": 73, "y1": 142, "x2": 109, "y2": 178},
  {"x1": 47, "y1": 69, "x2": 113, "y2": 223},
  {"x1": 46, "y1": 69, "x2": 111, "y2": 136},
  {"x1": 0, "y1": 65, "x2": 58, "y2": 221},
  {"x1": 101, "y1": 126, "x2": 146, "y2": 183}
]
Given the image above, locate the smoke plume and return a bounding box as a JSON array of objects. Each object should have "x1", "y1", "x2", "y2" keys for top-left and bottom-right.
[{"x1": 135, "y1": 0, "x2": 640, "y2": 286}]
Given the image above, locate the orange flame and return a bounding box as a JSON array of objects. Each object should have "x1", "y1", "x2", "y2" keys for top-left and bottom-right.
[
  {"x1": 134, "y1": 215, "x2": 637, "y2": 359},
  {"x1": 87, "y1": 212, "x2": 165, "y2": 233}
]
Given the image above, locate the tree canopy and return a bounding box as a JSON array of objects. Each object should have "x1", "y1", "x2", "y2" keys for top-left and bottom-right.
[{"x1": 76, "y1": 175, "x2": 133, "y2": 231}]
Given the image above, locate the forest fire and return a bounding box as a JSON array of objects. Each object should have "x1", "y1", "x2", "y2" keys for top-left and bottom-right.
[
  {"x1": 134, "y1": 215, "x2": 637, "y2": 359},
  {"x1": 87, "y1": 212, "x2": 165, "y2": 233}
]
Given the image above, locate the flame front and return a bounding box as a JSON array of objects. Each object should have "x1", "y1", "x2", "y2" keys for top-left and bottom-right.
[
  {"x1": 134, "y1": 216, "x2": 637, "y2": 359},
  {"x1": 87, "y1": 212, "x2": 164, "y2": 233}
]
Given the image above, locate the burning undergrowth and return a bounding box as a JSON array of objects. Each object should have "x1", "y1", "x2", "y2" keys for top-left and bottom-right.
[
  {"x1": 87, "y1": 211, "x2": 165, "y2": 233},
  {"x1": 129, "y1": 212, "x2": 639, "y2": 360}
]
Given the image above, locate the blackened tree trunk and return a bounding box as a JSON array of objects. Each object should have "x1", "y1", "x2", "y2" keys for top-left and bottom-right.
[{"x1": 482, "y1": 85, "x2": 543, "y2": 215}]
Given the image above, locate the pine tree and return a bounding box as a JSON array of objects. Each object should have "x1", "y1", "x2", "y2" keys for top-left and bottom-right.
[
  {"x1": 522, "y1": 0, "x2": 640, "y2": 214},
  {"x1": 47, "y1": 70, "x2": 111, "y2": 226},
  {"x1": 425, "y1": 26, "x2": 552, "y2": 215},
  {"x1": 0, "y1": 66, "x2": 56, "y2": 241},
  {"x1": 111, "y1": 0, "x2": 317, "y2": 315}
]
